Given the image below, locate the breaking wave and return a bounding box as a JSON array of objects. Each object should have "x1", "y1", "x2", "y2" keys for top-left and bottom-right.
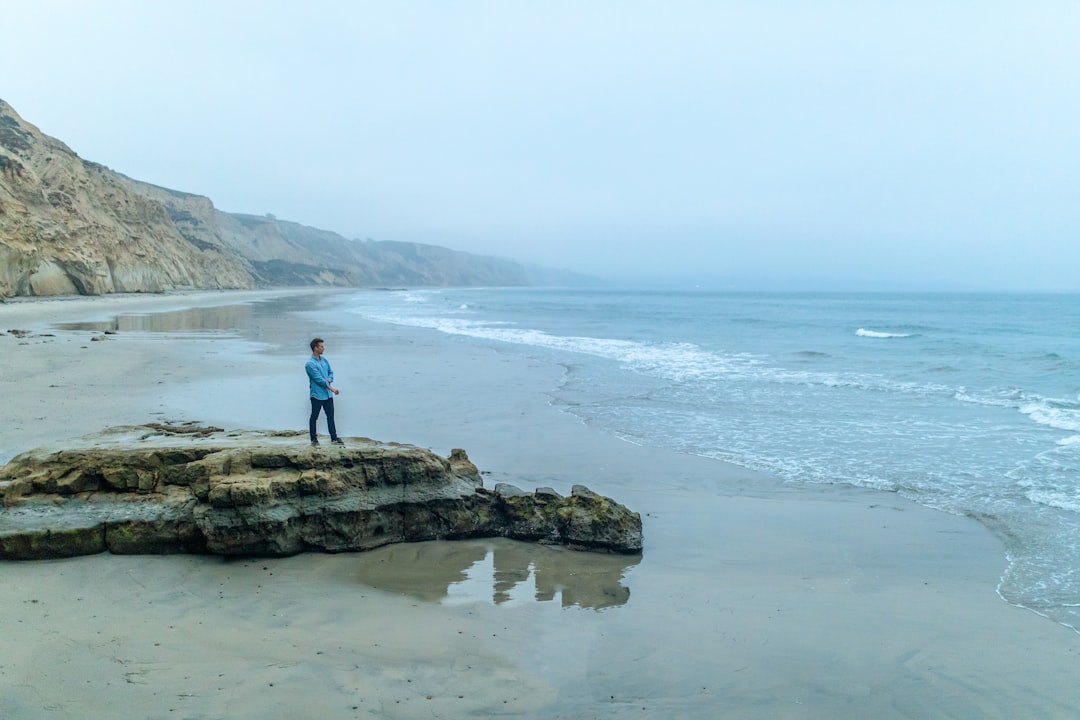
[{"x1": 856, "y1": 328, "x2": 912, "y2": 338}]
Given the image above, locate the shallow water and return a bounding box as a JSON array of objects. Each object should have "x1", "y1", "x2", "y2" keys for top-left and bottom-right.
[{"x1": 337, "y1": 288, "x2": 1080, "y2": 630}]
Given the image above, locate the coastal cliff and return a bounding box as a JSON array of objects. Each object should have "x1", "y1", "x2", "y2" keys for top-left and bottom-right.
[
  {"x1": 0, "y1": 424, "x2": 643, "y2": 559},
  {"x1": 0, "y1": 99, "x2": 575, "y2": 297},
  {"x1": 0, "y1": 100, "x2": 253, "y2": 296}
]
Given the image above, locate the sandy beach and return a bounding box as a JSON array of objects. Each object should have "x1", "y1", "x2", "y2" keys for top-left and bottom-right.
[{"x1": 2, "y1": 289, "x2": 1079, "y2": 719}]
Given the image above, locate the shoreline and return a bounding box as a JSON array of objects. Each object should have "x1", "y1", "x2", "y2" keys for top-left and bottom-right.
[
  {"x1": 0, "y1": 288, "x2": 344, "y2": 463},
  {"x1": 2, "y1": 289, "x2": 1079, "y2": 717}
]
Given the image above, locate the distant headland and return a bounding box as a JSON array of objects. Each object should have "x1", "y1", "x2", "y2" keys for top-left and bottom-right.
[{"x1": 0, "y1": 99, "x2": 591, "y2": 298}]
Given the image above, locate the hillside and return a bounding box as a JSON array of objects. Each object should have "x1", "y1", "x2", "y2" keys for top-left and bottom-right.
[{"x1": 0, "y1": 99, "x2": 577, "y2": 297}]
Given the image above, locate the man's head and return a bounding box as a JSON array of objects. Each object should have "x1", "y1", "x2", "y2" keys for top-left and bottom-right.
[{"x1": 310, "y1": 337, "x2": 325, "y2": 356}]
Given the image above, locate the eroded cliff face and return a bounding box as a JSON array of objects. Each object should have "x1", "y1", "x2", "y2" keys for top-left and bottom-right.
[
  {"x1": 0, "y1": 100, "x2": 254, "y2": 296},
  {"x1": 0, "y1": 99, "x2": 552, "y2": 298}
]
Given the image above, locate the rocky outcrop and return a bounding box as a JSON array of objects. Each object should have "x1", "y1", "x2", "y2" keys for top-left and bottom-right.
[
  {"x1": 0, "y1": 99, "x2": 590, "y2": 297},
  {"x1": 0, "y1": 424, "x2": 642, "y2": 559}
]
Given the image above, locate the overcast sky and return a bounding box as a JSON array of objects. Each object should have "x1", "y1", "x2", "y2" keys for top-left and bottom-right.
[{"x1": 3, "y1": 1, "x2": 1079, "y2": 290}]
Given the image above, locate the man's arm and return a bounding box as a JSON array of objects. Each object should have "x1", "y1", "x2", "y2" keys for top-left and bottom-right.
[
  {"x1": 308, "y1": 358, "x2": 340, "y2": 395},
  {"x1": 305, "y1": 358, "x2": 329, "y2": 389},
  {"x1": 324, "y1": 359, "x2": 339, "y2": 394}
]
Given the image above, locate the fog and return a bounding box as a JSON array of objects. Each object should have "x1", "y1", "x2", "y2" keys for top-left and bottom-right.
[{"x1": 4, "y1": 1, "x2": 1079, "y2": 290}]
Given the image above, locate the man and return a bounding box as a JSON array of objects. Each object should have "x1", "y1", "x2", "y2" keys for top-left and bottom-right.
[{"x1": 305, "y1": 337, "x2": 344, "y2": 447}]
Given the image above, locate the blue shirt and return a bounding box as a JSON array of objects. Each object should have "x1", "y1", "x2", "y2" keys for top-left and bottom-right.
[{"x1": 305, "y1": 355, "x2": 334, "y2": 400}]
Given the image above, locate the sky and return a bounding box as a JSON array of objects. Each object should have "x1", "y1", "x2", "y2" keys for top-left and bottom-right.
[{"x1": 2, "y1": 1, "x2": 1079, "y2": 290}]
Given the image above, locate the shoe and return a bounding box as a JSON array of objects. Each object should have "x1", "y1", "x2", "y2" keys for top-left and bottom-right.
[
  {"x1": 331, "y1": 438, "x2": 345, "y2": 446},
  {"x1": 310, "y1": 440, "x2": 320, "y2": 447}
]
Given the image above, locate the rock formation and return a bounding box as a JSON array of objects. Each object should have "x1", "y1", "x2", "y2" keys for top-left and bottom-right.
[
  {"x1": 1, "y1": 99, "x2": 589, "y2": 298},
  {"x1": 0, "y1": 424, "x2": 643, "y2": 559}
]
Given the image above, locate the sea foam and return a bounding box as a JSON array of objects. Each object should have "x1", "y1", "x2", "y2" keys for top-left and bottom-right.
[
  {"x1": 1019, "y1": 399, "x2": 1080, "y2": 433},
  {"x1": 856, "y1": 328, "x2": 912, "y2": 338}
]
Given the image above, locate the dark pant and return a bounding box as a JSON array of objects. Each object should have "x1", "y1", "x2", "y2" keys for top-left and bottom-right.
[{"x1": 309, "y1": 397, "x2": 338, "y2": 442}]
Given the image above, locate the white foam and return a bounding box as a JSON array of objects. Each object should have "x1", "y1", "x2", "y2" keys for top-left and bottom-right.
[
  {"x1": 856, "y1": 328, "x2": 911, "y2": 338},
  {"x1": 1019, "y1": 400, "x2": 1080, "y2": 433},
  {"x1": 1027, "y1": 489, "x2": 1080, "y2": 513},
  {"x1": 955, "y1": 390, "x2": 1080, "y2": 436},
  {"x1": 352, "y1": 304, "x2": 976, "y2": 400},
  {"x1": 350, "y1": 304, "x2": 755, "y2": 380},
  {"x1": 954, "y1": 390, "x2": 1013, "y2": 408}
]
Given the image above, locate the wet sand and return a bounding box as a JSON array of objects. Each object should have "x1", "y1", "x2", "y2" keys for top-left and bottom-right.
[{"x1": 2, "y1": 290, "x2": 1079, "y2": 719}]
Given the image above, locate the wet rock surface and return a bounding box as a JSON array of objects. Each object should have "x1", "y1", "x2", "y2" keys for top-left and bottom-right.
[{"x1": 0, "y1": 424, "x2": 643, "y2": 559}]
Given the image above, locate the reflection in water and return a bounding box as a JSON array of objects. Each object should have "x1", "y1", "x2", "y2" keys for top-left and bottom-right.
[
  {"x1": 50, "y1": 294, "x2": 331, "y2": 347},
  {"x1": 353, "y1": 538, "x2": 640, "y2": 610},
  {"x1": 55, "y1": 304, "x2": 255, "y2": 333}
]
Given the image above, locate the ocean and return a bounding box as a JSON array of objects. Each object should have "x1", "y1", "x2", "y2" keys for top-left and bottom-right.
[{"x1": 337, "y1": 288, "x2": 1080, "y2": 630}]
